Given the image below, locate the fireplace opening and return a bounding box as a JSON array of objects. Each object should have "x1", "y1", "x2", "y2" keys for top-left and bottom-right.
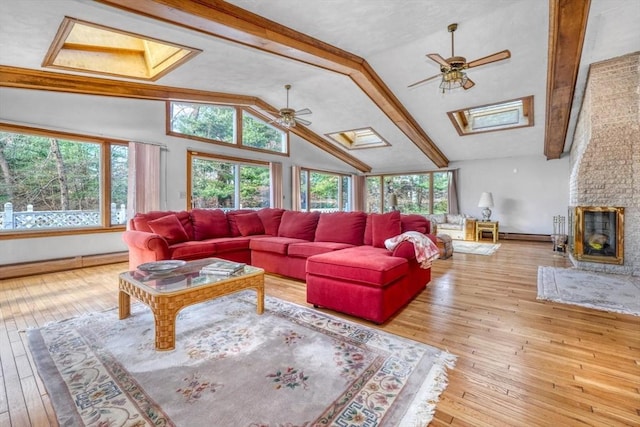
[{"x1": 572, "y1": 206, "x2": 624, "y2": 264}]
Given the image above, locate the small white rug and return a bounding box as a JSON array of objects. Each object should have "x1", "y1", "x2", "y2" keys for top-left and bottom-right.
[
  {"x1": 537, "y1": 266, "x2": 640, "y2": 316},
  {"x1": 452, "y1": 240, "x2": 501, "y2": 256}
]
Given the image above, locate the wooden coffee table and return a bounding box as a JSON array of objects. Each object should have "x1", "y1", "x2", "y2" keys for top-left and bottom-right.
[{"x1": 118, "y1": 258, "x2": 264, "y2": 351}]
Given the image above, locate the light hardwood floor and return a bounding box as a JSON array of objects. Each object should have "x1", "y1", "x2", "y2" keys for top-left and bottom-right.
[{"x1": 1, "y1": 241, "x2": 638, "y2": 426}]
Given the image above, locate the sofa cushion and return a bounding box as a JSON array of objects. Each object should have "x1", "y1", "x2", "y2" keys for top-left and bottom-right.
[
  {"x1": 235, "y1": 212, "x2": 266, "y2": 236},
  {"x1": 227, "y1": 210, "x2": 257, "y2": 237},
  {"x1": 401, "y1": 214, "x2": 430, "y2": 234},
  {"x1": 250, "y1": 236, "x2": 309, "y2": 255},
  {"x1": 288, "y1": 241, "x2": 355, "y2": 258},
  {"x1": 147, "y1": 214, "x2": 189, "y2": 245},
  {"x1": 278, "y1": 211, "x2": 320, "y2": 241},
  {"x1": 315, "y1": 211, "x2": 367, "y2": 245},
  {"x1": 169, "y1": 240, "x2": 217, "y2": 260},
  {"x1": 191, "y1": 209, "x2": 229, "y2": 240},
  {"x1": 256, "y1": 208, "x2": 285, "y2": 236},
  {"x1": 210, "y1": 237, "x2": 252, "y2": 253},
  {"x1": 307, "y1": 246, "x2": 408, "y2": 287},
  {"x1": 371, "y1": 211, "x2": 402, "y2": 248}
]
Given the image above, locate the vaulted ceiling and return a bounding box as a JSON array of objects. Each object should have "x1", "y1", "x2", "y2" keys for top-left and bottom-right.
[{"x1": 0, "y1": 0, "x2": 638, "y2": 174}]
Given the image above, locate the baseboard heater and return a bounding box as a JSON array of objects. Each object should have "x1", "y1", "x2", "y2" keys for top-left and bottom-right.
[
  {"x1": 499, "y1": 233, "x2": 550, "y2": 242},
  {"x1": 0, "y1": 252, "x2": 128, "y2": 280}
]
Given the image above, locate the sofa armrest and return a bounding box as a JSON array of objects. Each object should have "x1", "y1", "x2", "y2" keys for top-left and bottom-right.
[
  {"x1": 391, "y1": 240, "x2": 417, "y2": 260},
  {"x1": 122, "y1": 230, "x2": 171, "y2": 260}
]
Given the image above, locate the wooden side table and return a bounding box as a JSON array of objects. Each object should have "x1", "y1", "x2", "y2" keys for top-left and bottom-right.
[
  {"x1": 464, "y1": 218, "x2": 477, "y2": 241},
  {"x1": 476, "y1": 221, "x2": 499, "y2": 243}
]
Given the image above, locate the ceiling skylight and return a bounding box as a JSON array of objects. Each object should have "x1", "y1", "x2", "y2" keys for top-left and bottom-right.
[
  {"x1": 447, "y1": 96, "x2": 534, "y2": 136},
  {"x1": 326, "y1": 128, "x2": 389, "y2": 150},
  {"x1": 43, "y1": 17, "x2": 200, "y2": 81}
]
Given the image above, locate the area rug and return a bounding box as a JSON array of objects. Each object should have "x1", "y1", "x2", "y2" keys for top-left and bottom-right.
[
  {"x1": 537, "y1": 266, "x2": 640, "y2": 316},
  {"x1": 28, "y1": 291, "x2": 456, "y2": 426},
  {"x1": 452, "y1": 240, "x2": 501, "y2": 255}
]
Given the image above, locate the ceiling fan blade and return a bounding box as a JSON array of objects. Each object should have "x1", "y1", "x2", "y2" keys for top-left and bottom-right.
[
  {"x1": 426, "y1": 53, "x2": 450, "y2": 68},
  {"x1": 408, "y1": 73, "x2": 441, "y2": 88},
  {"x1": 295, "y1": 108, "x2": 312, "y2": 116},
  {"x1": 463, "y1": 78, "x2": 475, "y2": 90},
  {"x1": 295, "y1": 117, "x2": 312, "y2": 126},
  {"x1": 467, "y1": 50, "x2": 511, "y2": 68}
]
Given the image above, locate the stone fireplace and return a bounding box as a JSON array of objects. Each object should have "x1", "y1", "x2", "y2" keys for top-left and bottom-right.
[{"x1": 569, "y1": 52, "x2": 639, "y2": 276}]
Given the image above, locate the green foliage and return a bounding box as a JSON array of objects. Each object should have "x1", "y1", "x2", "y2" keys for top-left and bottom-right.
[
  {"x1": 242, "y1": 112, "x2": 284, "y2": 152},
  {"x1": 0, "y1": 132, "x2": 107, "y2": 211},
  {"x1": 171, "y1": 102, "x2": 235, "y2": 143}
]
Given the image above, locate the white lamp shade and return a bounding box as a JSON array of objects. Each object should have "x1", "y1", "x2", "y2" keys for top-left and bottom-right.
[{"x1": 478, "y1": 192, "x2": 494, "y2": 208}]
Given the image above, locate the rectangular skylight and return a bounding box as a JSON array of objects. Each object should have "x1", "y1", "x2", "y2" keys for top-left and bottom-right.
[{"x1": 447, "y1": 96, "x2": 534, "y2": 136}]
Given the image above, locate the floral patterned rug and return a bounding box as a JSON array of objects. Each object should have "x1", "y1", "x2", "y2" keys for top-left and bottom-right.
[
  {"x1": 28, "y1": 291, "x2": 456, "y2": 426},
  {"x1": 537, "y1": 266, "x2": 640, "y2": 316}
]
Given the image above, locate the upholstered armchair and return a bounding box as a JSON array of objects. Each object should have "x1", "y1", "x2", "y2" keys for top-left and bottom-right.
[{"x1": 426, "y1": 213, "x2": 473, "y2": 240}]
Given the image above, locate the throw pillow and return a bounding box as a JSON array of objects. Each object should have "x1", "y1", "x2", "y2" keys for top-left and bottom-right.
[
  {"x1": 278, "y1": 210, "x2": 320, "y2": 241},
  {"x1": 147, "y1": 214, "x2": 189, "y2": 245},
  {"x1": 371, "y1": 211, "x2": 402, "y2": 248},
  {"x1": 191, "y1": 209, "x2": 229, "y2": 240},
  {"x1": 227, "y1": 209, "x2": 258, "y2": 237},
  {"x1": 256, "y1": 208, "x2": 285, "y2": 236},
  {"x1": 235, "y1": 212, "x2": 266, "y2": 236},
  {"x1": 401, "y1": 214, "x2": 430, "y2": 234},
  {"x1": 315, "y1": 211, "x2": 367, "y2": 245}
]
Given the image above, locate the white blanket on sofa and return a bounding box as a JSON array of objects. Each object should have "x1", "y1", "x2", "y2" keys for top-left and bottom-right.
[{"x1": 384, "y1": 231, "x2": 440, "y2": 268}]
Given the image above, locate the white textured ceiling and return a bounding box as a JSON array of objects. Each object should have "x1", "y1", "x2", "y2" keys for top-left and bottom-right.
[{"x1": 0, "y1": 0, "x2": 638, "y2": 174}]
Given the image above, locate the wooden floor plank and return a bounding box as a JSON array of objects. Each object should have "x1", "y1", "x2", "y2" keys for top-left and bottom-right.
[{"x1": 1, "y1": 240, "x2": 639, "y2": 426}]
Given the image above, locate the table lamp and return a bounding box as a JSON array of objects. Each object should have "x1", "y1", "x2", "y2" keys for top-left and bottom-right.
[{"x1": 478, "y1": 192, "x2": 494, "y2": 221}]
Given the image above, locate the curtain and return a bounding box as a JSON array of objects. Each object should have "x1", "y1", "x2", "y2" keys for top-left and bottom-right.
[
  {"x1": 291, "y1": 165, "x2": 302, "y2": 211},
  {"x1": 127, "y1": 142, "x2": 161, "y2": 222},
  {"x1": 270, "y1": 162, "x2": 283, "y2": 208},
  {"x1": 448, "y1": 169, "x2": 459, "y2": 214},
  {"x1": 351, "y1": 174, "x2": 365, "y2": 212}
]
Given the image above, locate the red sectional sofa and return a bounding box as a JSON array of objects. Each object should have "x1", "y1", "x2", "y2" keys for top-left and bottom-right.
[{"x1": 122, "y1": 208, "x2": 436, "y2": 323}]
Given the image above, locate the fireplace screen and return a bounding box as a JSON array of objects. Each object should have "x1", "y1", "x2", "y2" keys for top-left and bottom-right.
[{"x1": 573, "y1": 206, "x2": 624, "y2": 264}]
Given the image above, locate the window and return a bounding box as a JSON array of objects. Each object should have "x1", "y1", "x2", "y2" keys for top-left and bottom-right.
[
  {"x1": 447, "y1": 96, "x2": 534, "y2": 136},
  {"x1": 299, "y1": 168, "x2": 351, "y2": 212},
  {"x1": 43, "y1": 17, "x2": 200, "y2": 81},
  {"x1": 326, "y1": 127, "x2": 389, "y2": 150},
  {"x1": 0, "y1": 125, "x2": 128, "y2": 236},
  {"x1": 169, "y1": 102, "x2": 235, "y2": 144},
  {"x1": 169, "y1": 102, "x2": 288, "y2": 155},
  {"x1": 366, "y1": 172, "x2": 450, "y2": 214},
  {"x1": 242, "y1": 111, "x2": 286, "y2": 153},
  {"x1": 188, "y1": 151, "x2": 270, "y2": 210}
]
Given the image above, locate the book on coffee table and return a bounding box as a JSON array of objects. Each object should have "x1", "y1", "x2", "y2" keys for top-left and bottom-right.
[{"x1": 200, "y1": 259, "x2": 246, "y2": 276}]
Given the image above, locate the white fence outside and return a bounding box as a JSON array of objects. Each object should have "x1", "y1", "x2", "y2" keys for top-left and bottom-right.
[{"x1": 1, "y1": 202, "x2": 126, "y2": 230}]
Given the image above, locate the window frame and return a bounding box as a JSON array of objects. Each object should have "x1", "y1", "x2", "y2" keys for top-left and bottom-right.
[
  {"x1": 167, "y1": 102, "x2": 290, "y2": 156},
  {"x1": 186, "y1": 150, "x2": 271, "y2": 210},
  {"x1": 0, "y1": 122, "x2": 128, "y2": 240},
  {"x1": 298, "y1": 167, "x2": 352, "y2": 212},
  {"x1": 365, "y1": 171, "x2": 449, "y2": 215}
]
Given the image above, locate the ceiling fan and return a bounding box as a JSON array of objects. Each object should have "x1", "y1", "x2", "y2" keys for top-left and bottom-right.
[
  {"x1": 408, "y1": 23, "x2": 511, "y2": 92},
  {"x1": 270, "y1": 84, "x2": 312, "y2": 128}
]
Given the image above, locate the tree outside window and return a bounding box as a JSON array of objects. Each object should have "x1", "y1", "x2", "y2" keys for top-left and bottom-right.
[
  {"x1": 366, "y1": 172, "x2": 449, "y2": 214},
  {"x1": 299, "y1": 168, "x2": 351, "y2": 212},
  {"x1": 0, "y1": 129, "x2": 127, "y2": 233},
  {"x1": 189, "y1": 153, "x2": 270, "y2": 210}
]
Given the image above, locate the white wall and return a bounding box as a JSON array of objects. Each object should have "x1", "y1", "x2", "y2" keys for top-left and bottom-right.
[
  {"x1": 453, "y1": 156, "x2": 570, "y2": 235},
  {"x1": 0, "y1": 88, "x2": 356, "y2": 265}
]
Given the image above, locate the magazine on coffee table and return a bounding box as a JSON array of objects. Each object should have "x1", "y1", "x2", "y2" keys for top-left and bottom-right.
[{"x1": 201, "y1": 259, "x2": 246, "y2": 276}]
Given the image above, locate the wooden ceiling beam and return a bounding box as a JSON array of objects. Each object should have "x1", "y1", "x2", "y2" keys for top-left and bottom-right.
[
  {"x1": 96, "y1": 0, "x2": 449, "y2": 168},
  {"x1": 545, "y1": 0, "x2": 591, "y2": 159},
  {"x1": 0, "y1": 65, "x2": 371, "y2": 172}
]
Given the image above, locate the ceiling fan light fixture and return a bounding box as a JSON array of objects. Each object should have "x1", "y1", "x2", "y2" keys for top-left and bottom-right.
[
  {"x1": 439, "y1": 69, "x2": 468, "y2": 93},
  {"x1": 275, "y1": 107, "x2": 296, "y2": 128}
]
